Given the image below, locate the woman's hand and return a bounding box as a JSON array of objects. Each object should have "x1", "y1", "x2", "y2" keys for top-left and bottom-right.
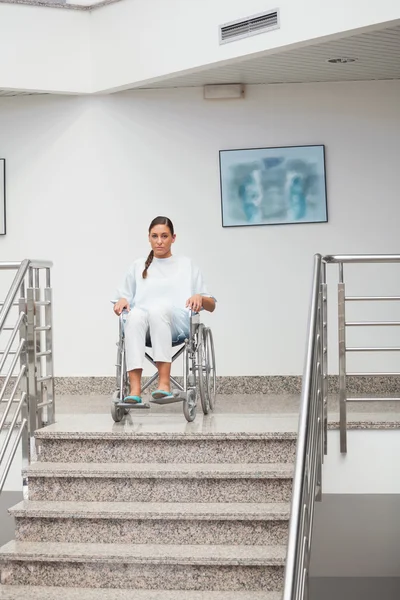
[
  {"x1": 186, "y1": 294, "x2": 203, "y2": 313},
  {"x1": 114, "y1": 298, "x2": 130, "y2": 316}
]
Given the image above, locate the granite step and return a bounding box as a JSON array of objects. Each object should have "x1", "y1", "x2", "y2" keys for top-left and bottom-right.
[
  {"x1": 25, "y1": 462, "x2": 293, "y2": 503},
  {"x1": 0, "y1": 541, "x2": 286, "y2": 591},
  {"x1": 11, "y1": 500, "x2": 290, "y2": 546},
  {"x1": 35, "y1": 429, "x2": 296, "y2": 464},
  {"x1": 0, "y1": 586, "x2": 282, "y2": 599}
]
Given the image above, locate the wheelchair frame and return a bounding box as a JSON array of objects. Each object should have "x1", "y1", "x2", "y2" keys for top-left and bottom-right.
[{"x1": 111, "y1": 311, "x2": 216, "y2": 423}]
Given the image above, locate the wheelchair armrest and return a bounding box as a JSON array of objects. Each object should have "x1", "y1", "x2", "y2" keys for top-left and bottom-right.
[{"x1": 190, "y1": 311, "x2": 201, "y2": 327}]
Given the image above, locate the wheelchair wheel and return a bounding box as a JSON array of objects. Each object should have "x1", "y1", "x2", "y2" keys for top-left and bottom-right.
[
  {"x1": 197, "y1": 324, "x2": 210, "y2": 415},
  {"x1": 205, "y1": 327, "x2": 217, "y2": 410},
  {"x1": 183, "y1": 388, "x2": 197, "y2": 423},
  {"x1": 111, "y1": 392, "x2": 124, "y2": 423}
]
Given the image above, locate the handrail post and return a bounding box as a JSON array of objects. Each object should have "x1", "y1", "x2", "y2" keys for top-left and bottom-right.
[
  {"x1": 338, "y1": 262, "x2": 347, "y2": 453},
  {"x1": 32, "y1": 268, "x2": 43, "y2": 430},
  {"x1": 18, "y1": 287, "x2": 30, "y2": 488},
  {"x1": 44, "y1": 285, "x2": 55, "y2": 425},
  {"x1": 315, "y1": 285, "x2": 323, "y2": 501},
  {"x1": 26, "y1": 286, "x2": 38, "y2": 458},
  {"x1": 321, "y1": 261, "x2": 328, "y2": 457}
]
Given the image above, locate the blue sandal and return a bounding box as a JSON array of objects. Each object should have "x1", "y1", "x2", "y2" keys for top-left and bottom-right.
[
  {"x1": 151, "y1": 390, "x2": 173, "y2": 400},
  {"x1": 123, "y1": 395, "x2": 142, "y2": 404}
]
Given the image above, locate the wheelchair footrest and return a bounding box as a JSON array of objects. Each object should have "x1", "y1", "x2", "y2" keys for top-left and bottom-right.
[
  {"x1": 150, "y1": 395, "x2": 183, "y2": 405},
  {"x1": 117, "y1": 402, "x2": 151, "y2": 410}
]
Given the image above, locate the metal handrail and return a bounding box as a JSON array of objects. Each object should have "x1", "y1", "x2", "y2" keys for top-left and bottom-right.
[
  {"x1": 283, "y1": 254, "x2": 326, "y2": 600},
  {"x1": 0, "y1": 312, "x2": 25, "y2": 373},
  {"x1": 0, "y1": 342, "x2": 26, "y2": 429},
  {"x1": 284, "y1": 252, "x2": 400, "y2": 600},
  {"x1": 0, "y1": 260, "x2": 29, "y2": 332},
  {"x1": 324, "y1": 254, "x2": 400, "y2": 263},
  {"x1": 0, "y1": 261, "x2": 53, "y2": 270},
  {"x1": 0, "y1": 261, "x2": 52, "y2": 330},
  {"x1": 0, "y1": 259, "x2": 54, "y2": 494},
  {"x1": 326, "y1": 254, "x2": 400, "y2": 453}
]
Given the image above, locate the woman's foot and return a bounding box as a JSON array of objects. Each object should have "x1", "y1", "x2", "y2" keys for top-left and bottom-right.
[
  {"x1": 158, "y1": 381, "x2": 171, "y2": 394},
  {"x1": 124, "y1": 395, "x2": 142, "y2": 404},
  {"x1": 152, "y1": 390, "x2": 173, "y2": 400},
  {"x1": 128, "y1": 369, "x2": 143, "y2": 401},
  {"x1": 152, "y1": 378, "x2": 172, "y2": 400}
]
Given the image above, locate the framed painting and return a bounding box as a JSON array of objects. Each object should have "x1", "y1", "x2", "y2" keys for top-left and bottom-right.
[{"x1": 219, "y1": 145, "x2": 328, "y2": 227}]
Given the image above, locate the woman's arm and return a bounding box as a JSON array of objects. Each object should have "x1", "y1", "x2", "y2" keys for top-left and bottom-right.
[
  {"x1": 202, "y1": 296, "x2": 216, "y2": 313},
  {"x1": 186, "y1": 295, "x2": 216, "y2": 313},
  {"x1": 112, "y1": 263, "x2": 137, "y2": 315},
  {"x1": 190, "y1": 262, "x2": 216, "y2": 313}
]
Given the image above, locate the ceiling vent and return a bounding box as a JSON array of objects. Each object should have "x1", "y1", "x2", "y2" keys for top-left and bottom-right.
[{"x1": 220, "y1": 10, "x2": 280, "y2": 44}]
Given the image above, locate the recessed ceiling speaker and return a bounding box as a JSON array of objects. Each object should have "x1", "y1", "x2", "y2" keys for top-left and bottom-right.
[{"x1": 327, "y1": 57, "x2": 358, "y2": 64}]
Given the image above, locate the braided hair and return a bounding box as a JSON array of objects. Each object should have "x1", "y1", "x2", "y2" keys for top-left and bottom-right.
[{"x1": 142, "y1": 216, "x2": 175, "y2": 279}]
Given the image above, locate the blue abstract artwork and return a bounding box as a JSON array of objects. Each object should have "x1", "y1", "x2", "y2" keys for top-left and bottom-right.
[{"x1": 219, "y1": 145, "x2": 327, "y2": 227}]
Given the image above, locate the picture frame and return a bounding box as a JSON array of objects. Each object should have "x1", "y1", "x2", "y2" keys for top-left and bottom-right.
[
  {"x1": 0, "y1": 159, "x2": 5, "y2": 235},
  {"x1": 219, "y1": 145, "x2": 328, "y2": 227}
]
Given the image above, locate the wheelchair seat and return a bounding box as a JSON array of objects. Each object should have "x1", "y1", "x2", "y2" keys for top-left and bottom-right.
[{"x1": 145, "y1": 331, "x2": 187, "y2": 348}]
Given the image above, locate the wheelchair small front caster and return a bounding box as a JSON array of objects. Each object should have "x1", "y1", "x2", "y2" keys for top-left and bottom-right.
[
  {"x1": 111, "y1": 390, "x2": 126, "y2": 422},
  {"x1": 111, "y1": 402, "x2": 124, "y2": 423},
  {"x1": 183, "y1": 388, "x2": 197, "y2": 423}
]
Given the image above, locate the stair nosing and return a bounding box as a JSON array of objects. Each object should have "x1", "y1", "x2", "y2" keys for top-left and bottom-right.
[
  {"x1": 24, "y1": 461, "x2": 294, "y2": 479},
  {"x1": 9, "y1": 500, "x2": 291, "y2": 521},
  {"x1": 0, "y1": 541, "x2": 286, "y2": 566},
  {"x1": 35, "y1": 430, "x2": 297, "y2": 441}
]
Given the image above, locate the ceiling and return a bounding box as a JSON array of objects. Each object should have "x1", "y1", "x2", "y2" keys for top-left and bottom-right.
[
  {"x1": 0, "y1": 0, "x2": 120, "y2": 10},
  {"x1": 132, "y1": 23, "x2": 400, "y2": 89},
  {"x1": 0, "y1": 21, "x2": 398, "y2": 96}
]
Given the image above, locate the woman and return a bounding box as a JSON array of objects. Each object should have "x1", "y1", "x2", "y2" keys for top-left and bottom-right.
[{"x1": 113, "y1": 216, "x2": 216, "y2": 404}]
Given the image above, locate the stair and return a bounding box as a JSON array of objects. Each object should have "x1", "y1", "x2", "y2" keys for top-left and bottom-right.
[
  {"x1": 11, "y1": 500, "x2": 290, "y2": 545},
  {"x1": 0, "y1": 541, "x2": 286, "y2": 590},
  {"x1": 25, "y1": 461, "x2": 293, "y2": 503},
  {"x1": 35, "y1": 427, "x2": 296, "y2": 464},
  {"x1": 0, "y1": 416, "x2": 295, "y2": 596}
]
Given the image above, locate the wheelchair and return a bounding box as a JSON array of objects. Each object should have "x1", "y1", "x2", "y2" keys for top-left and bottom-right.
[{"x1": 111, "y1": 311, "x2": 216, "y2": 423}]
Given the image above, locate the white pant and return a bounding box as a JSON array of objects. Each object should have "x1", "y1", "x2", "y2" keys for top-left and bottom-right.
[{"x1": 124, "y1": 305, "x2": 190, "y2": 371}]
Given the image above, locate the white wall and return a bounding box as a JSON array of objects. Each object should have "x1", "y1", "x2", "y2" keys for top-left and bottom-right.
[
  {"x1": 91, "y1": 0, "x2": 400, "y2": 92},
  {"x1": 0, "y1": 4, "x2": 91, "y2": 94},
  {"x1": 323, "y1": 431, "x2": 400, "y2": 494},
  {"x1": 0, "y1": 80, "x2": 399, "y2": 376}
]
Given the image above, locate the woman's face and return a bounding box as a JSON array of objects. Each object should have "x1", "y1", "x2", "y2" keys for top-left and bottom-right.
[{"x1": 149, "y1": 224, "x2": 176, "y2": 258}]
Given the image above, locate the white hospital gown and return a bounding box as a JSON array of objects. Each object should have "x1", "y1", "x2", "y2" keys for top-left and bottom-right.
[{"x1": 113, "y1": 255, "x2": 213, "y2": 341}]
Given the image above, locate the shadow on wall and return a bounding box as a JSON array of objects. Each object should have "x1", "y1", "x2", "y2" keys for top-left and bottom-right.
[
  {"x1": 0, "y1": 492, "x2": 23, "y2": 546},
  {"x1": 310, "y1": 494, "x2": 400, "y2": 600},
  {"x1": 310, "y1": 577, "x2": 400, "y2": 600}
]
